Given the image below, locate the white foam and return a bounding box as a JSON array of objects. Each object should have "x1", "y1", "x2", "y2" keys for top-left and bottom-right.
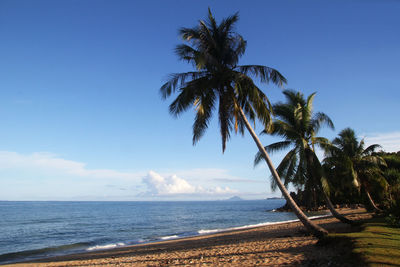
[
  {"x1": 86, "y1": 214, "x2": 332, "y2": 252},
  {"x1": 160, "y1": 235, "x2": 179, "y2": 240},
  {"x1": 198, "y1": 229, "x2": 220, "y2": 234},
  {"x1": 86, "y1": 242, "x2": 125, "y2": 251},
  {"x1": 197, "y1": 214, "x2": 330, "y2": 235}
]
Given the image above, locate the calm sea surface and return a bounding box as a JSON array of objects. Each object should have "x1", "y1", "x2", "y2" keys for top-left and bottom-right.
[{"x1": 0, "y1": 199, "x2": 323, "y2": 264}]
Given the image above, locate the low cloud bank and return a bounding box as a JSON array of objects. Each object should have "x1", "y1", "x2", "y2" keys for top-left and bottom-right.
[
  {"x1": 363, "y1": 131, "x2": 400, "y2": 152},
  {"x1": 142, "y1": 171, "x2": 237, "y2": 196},
  {"x1": 0, "y1": 151, "x2": 143, "y2": 180}
]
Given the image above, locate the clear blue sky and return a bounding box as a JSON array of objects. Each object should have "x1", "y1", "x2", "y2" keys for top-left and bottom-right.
[{"x1": 0, "y1": 0, "x2": 399, "y2": 200}]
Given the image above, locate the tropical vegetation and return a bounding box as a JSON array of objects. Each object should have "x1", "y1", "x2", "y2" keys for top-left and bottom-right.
[
  {"x1": 254, "y1": 90, "x2": 354, "y2": 224},
  {"x1": 160, "y1": 9, "x2": 328, "y2": 238},
  {"x1": 378, "y1": 151, "x2": 400, "y2": 225},
  {"x1": 323, "y1": 128, "x2": 387, "y2": 212},
  {"x1": 161, "y1": 8, "x2": 400, "y2": 238}
]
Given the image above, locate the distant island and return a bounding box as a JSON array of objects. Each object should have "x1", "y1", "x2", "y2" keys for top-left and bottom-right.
[
  {"x1": 266, "y1": 197, "x2": 284, "y2": 200},
  {"x1": 226, "y1": 196, "x2": 244, "y2": 201}
]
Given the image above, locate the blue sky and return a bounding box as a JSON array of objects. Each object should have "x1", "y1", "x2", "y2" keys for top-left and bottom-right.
[{"x1": 0, "y1": 0, "x2": 399, "y2": 200}]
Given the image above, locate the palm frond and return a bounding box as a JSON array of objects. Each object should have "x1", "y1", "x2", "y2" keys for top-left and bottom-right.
[
  {"x1": 168, "y1": 76, "x2": 211, "y2": 116},
  {"x1": 218, "y1": 93, "x2": 234, "y2": 152},
  {"x1": 160, "y1": 71, "x2": 207, "y2": 99},
  {"x1": 192, "y1": 91, "x2": 216, "y2": 145},
  {"x1": 179, "y1": 27, "x2": 201, "y2": 42},
  {"x1": 237, "y1": 65, "x2": 287, "y2": 87},
  {"x1": 311, "y1": 112, "x2": 334, "y2": 132},
  {"x1": 363, "y1": 144, "x2": 382, "y2": 155},
  {"x1": 270, "y1": 149, "x2": 297, "y2": 191},
  {"x1": 206, "y1": 7, "x2": 218, "y2": 30},
  {"x1": 312, "y1": 137, "x2": 330, "y2": 150},
  {"x1": 306, "y1": 92, "x2": 316, "y2": 109},
  {"x1": 232, "y1": 73, "x2": 272, "y2": 128},
  {"x1": 253, "y1": 141, "x2": 292, "y2": 167},
  {"x1": 266, "y1": 141, "x2": 292, "y2": 154},
  {"x1": 219, "y1": 11, "x2": 239, "y2": 34},
  {"x1": 175, "y1": 44, "x2": 198, "y2": 62},
  {"x1": 233, "y1": 35, "x2": 247, "y2": 58},
  {"x1": 361, "y1": 155, "x2": 387, "y2": 167},
  {"x1": 282, "y1": 89, "x2": 305, "y2": 107}
]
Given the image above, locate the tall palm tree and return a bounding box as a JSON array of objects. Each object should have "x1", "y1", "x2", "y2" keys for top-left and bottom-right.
[
  {"x1": 254, "y1": 90, "x2": 355, "y2": 225},
  {"x1": 160, "y1": 9, "x2": 328, "y2": 238},
  {"x1": 323, "y1": 128, "x2": 387, "y2": 212}
]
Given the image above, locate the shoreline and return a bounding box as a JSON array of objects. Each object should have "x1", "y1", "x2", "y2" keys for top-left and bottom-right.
[
  {"x1": 1, "y1": 212, "x2": 330, "y2": 265},
  {"x1": 82, "y1": 213, "x2": 331, "y2": 253},
  {"x1": 6, "y1": 208, "x2": 372, "y2": 266}
]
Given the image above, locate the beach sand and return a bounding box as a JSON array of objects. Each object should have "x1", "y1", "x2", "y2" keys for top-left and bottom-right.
[{"x1": 7, "y1": 208, "x2": 372, "y2": 266}]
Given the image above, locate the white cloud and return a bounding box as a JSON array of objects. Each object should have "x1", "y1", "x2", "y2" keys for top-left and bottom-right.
[
  {"x1": 0, "y1": 151, "x2": 253, "y2": 200},
  {"x1": 143, "y1": 171, "x2": 196, "y2": 195},
  {"x1": 362, "y1": 131, "x2": 400, "y2": 152},
  {"x1": 0, "y1": 151, "x2": 144, "y2": 180},
  {"x1": 142, "y1": 171, "x2": 237, "y2": 196}
]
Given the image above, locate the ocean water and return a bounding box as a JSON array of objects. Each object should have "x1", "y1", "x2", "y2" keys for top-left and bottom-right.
[{"x1": 0, "y1": 199, "x2": 323, "y2": 264}]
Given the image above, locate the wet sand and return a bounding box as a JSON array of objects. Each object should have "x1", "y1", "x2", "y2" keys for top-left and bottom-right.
[{"x1": 7, "y1": 208, "x2": 372, "y2": 266}]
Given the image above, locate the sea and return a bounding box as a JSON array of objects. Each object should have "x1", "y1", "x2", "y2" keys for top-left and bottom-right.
[{"x1": 0, "y1": 199, "x2": 327, "y2": 264}]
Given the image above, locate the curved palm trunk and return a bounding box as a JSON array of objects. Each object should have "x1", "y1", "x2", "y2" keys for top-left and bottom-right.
[
  {"x1": 305, "y1": 149, "x2": 356, "y2": 225},
  {"x1": 237, "y1": 107, "x2": 328, "y2": 239},
  {"x1": 323, "y1": 192, "x2": 358, "y2": 225},
  {"x1": 363, "y1": 184, "x2": 382, "y2": 212}
]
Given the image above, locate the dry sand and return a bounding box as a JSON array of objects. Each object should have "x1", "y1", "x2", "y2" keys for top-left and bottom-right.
[{"x1": 6, "y1": 208, "x2": 372, "y2": 267}]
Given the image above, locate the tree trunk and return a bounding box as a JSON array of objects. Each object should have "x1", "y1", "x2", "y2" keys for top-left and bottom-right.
[
  {"x1": 363, "y1": 184, "x2": 382, "y2": 212},
  {"x1": 304, "y1": 149, "x2": 356, "y2": 225},
  {"x1": 323, "y1": 192, "x2": 358, "y2": 225},
  {"x1": 237, "y1": 107, "x2": 328, "y2": 239},
  {"x1": 304, "y1": 149, "x2": 321, "y2": 210}
]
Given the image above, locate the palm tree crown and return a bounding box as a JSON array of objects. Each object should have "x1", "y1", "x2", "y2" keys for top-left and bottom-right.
[
  {"x1": 253, "y1": 90, "x2": 358, "y2": 224},
  {"x1": 255, "y1": 89, "x2": 334, "y2": 196},
  {"x1": 160, "y1": 8, "x2": 286, "y2": 152},
  {"x1": 323, "y1": 128, "x2": 387, "y2": 211}
]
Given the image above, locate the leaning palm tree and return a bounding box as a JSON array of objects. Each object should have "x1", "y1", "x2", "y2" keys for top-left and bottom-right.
[
  {"x1": 323, "y1": 128, "x2": 387, "y2": 212},
  {"x1": 160, "y1": 9, "x2": 328, "y2": 238},
  {"x1": 254, "y1": 90, "x2": 355, "y2": 225}
]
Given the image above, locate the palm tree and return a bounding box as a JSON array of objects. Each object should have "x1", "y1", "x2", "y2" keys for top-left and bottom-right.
[
  {"x1": 323, "y1": 128, "x2": 387, "y2": 212},
  {"x1": 254, "y1": 90, "x2": 355, "y2": 225},
  {"x1": 160, "y1": 9, "x2": 328, "y2": 238}
]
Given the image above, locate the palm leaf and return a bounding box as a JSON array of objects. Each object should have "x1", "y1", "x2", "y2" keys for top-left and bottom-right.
[
  {"x1": 254, "y1": 141, "x2": 292, "y2": 167},
  {"x1": 311, "y1": 112, "x2": 334, "y2": 133},
  {"x1": 192, "y1": 91, "x2": 216, "y2": 145},
  {"x1": 363, "y1": 144, "x2": 382, "y2": 155},
  {"x1": 160, "y1": 71, "x2": 208, "y2": 99},
  {"x1": 218, "y1": 93, "x2": 233, "y2": 152},
  {"x1": 270, "y1": 149, "x2": 297, "y2": 191},
  {"x1": 237, "y1": 65, "x2": 287, "y2": 87}
]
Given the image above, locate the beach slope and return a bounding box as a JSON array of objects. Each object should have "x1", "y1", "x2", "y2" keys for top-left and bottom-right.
[{"x1": 7, "y1": 208, "x2": 371, "y2": 266}]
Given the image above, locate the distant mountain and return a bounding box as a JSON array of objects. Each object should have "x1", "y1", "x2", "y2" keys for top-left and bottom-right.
[{"x1": 227, "y1": 196, "x2": 244, "y2": 201}]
